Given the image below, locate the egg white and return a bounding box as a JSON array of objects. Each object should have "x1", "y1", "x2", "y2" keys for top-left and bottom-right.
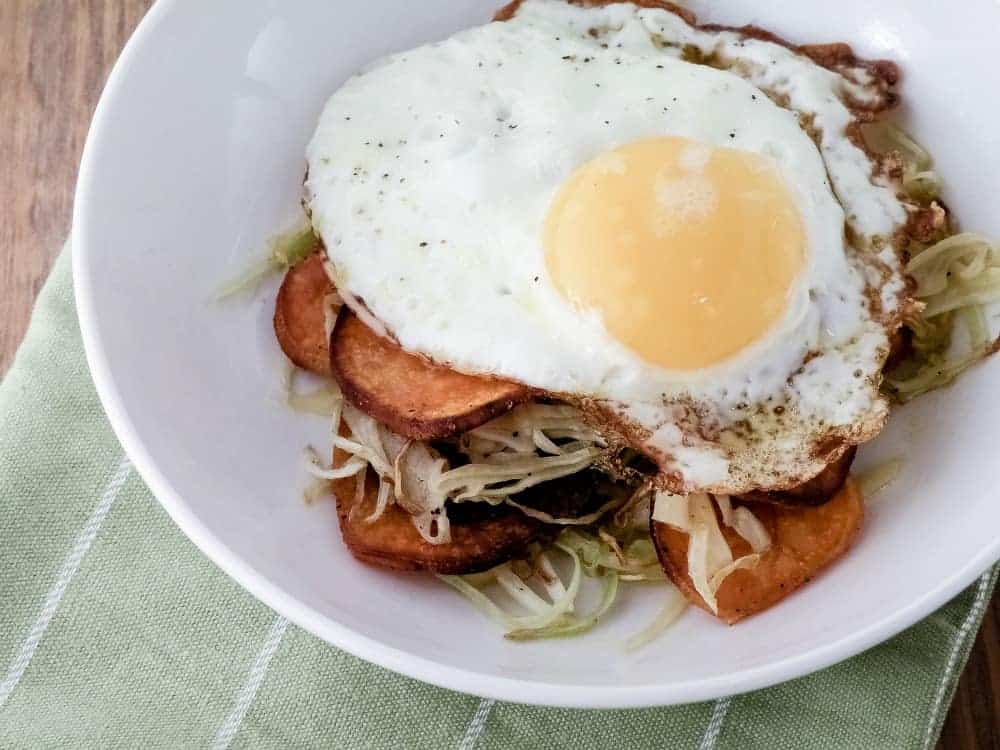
[{"x1": 305, "y1": 0, "x2": 910, "y2": 491}]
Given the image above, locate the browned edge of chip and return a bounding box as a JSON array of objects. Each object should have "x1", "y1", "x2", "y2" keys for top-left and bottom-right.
[
  {"x1": 331, "y1": 447, "x2": 545, "y2": 574},
  {"x1": 273, "y1": 252, "x2": 333, "y2": 376},
  {"x1": 329, "y1": 307, "x2": 533, "y2": 440},
  {"x1": 737, "y1": 446, "x2": 857, "y2": 507},
  {"x1": 652, "y1": 480, "x2": 864, "y2": 623}
]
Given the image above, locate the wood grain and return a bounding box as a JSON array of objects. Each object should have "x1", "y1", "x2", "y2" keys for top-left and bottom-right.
[
  {"x1": 0, "y1": 3, "x2": 994, "y2": 748},
  {"x1": 0, "y1": 0, "x2": 152, "y2": 373}
]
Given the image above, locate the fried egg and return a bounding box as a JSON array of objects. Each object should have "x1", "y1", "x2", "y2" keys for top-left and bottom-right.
[{"x1": 305, "y1": 0, "x2": 912, "y2": 493}]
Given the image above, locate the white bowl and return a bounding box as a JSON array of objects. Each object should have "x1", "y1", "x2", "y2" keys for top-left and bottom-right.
[{"x1": 73, "y1": 0, "x2": 1000, "y2": 707}]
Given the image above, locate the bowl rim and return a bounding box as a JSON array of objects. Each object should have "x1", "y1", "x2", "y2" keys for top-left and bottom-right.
[{"x1": 71, "y1": 0, "x2": 1000, "y2": 708}]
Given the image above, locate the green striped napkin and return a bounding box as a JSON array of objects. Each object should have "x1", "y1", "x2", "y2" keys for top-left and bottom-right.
[{"x1": 1, "y1": 247, "x2": 996, "y2": 749}]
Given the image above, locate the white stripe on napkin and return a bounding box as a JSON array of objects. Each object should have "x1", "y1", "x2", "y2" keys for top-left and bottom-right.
[
  {"x1": 458, "y1": 697, "x2": 496, "y2": 750},
  {"x1": 0, "y1": 454, "x2": 132, "y2": 709},
  {"x1": 698, "y1": 696, "x2": 732, "y2": 750},
  {"x1": 920, "y1": 569, "x2": 995, "y2": 750},
  {"x1": 211, "y1": 614, "x2": 289, "y2": 750}
]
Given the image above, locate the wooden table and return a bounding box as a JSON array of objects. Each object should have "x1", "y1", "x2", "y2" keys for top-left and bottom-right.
[{"x1": 1, "y1": 2, "x2": 996, "y2": 747}]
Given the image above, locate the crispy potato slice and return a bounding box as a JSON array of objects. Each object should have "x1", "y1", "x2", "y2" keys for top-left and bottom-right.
[
  {"x1": 329, "y1": 308, "x2": 532, "y2": 440},
  {"x1": 331, "y1": 457, "x2": 543, "y2": 575},
  {"x1": 738, "y1": 446, "x2": 857, "y2": 507},
  {"x1": 653, "y1": 480, "x2": 863, "y2": 623},
  {"x1": 273, "y1": 252, "x2": 332, "y2": 376}
]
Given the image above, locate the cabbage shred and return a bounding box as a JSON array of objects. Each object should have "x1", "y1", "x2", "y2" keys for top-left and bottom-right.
[
  {"x1": 440, "y1": 498, "x2": 687, "y2": 645},
  {"x1": 215, "y1": 223, "x2": 319, "y2": 300},
  {"x1": 329, "y1": 401, "x2": 613, "y2": 544},
  {"x1": 651, "y1": 492, "x2": 771, "y2": 615},
  {"x1": 871, "y1": 125, "x2": 1000, "y2": 402}
]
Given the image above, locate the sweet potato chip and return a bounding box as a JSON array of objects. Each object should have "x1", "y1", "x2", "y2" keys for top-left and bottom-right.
[
  {"x1": 329, "y1": 308, "x2": 532, "y2": 440},
  {"x1": 273, "y1": 253, "x2": 333, "y2": 376},
  {"x1": 331, "y1": 452, "x2": 543, "y2": 574},
  {"x1": 653, "y1": 480, "x2": 863, "y2": 623}
]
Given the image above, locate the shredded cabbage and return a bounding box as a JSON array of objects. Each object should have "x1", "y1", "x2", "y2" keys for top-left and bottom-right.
[
  {"x1": 439, "y1": 542, "x2": 585, "y2": 637},
  {"x1": 463, "y1": 404, "x2": 606, "y2": 457},
  {"x1": 282, "y1": 367, "x2": 350, "y2": 503},
  {"x1": 865, "y1": 123, "x2": 941, "y2": 203},
  {"x1": 885, "y1": 234, "x2": 1000, "y2": 402},
  {"x1": 411, "y1": 509, "x2": 451, "y2": 546},
  {"x1": 623, "y1": 588, "x2": 689, "y2": 652},
  {"x1": 652, "y1": 492, "x2": 769, "y2": 614},
  {"x1": 855, "y1": 458, "x2": 903, "y2": 500},
  {"x1": 303, "y1": 446, "x2": 365, "y2": 481},
  {"x1": 558, "y1": 526, "x2": 664, "y2": 581},
  {"x1": 907, "y1": 233, "x2": 1000, "y2": 318},
  {"x1": 612, "y1": 486, "x2": 652, "y2": 530},
  {"x1": 330, "y1": 404, "x2": 451, "y2": 539},
  {"x1": 868, "y1": 125, "x2": 1000, "y2": 402},
  {"x1": 504, "y1": 495, "x2": 627, "y2": 526},
  {"x1": 506, "y1": 568, "x2": 618, "y2": 641},
  {"x1": 302, "y1": 476, "x2": 331, "y2": 505},
  {"x1": 437, "y1": 444, "x2": 603, "y2": 500},
  {"x1": 440, "y1": 528, "x2": 673, "y2": 642},
  {"x1": 285, "y1": 365, "x2": 342, "y2": 416},
  {"x1": 215, "y1": 223, "x2": 318, "y2": 300},
  {"x1": 394, "y1": 442, "x2": 448, "y2": 516},
  {"x1": 714, "y1": 495, "x2": 771, "y2": 552},
  {"x1": 331, "y1": 402, "x2": 610, "y2": 545}
]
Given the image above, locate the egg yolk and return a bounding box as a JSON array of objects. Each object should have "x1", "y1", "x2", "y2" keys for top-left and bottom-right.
[{"x1": 543, "y1": 136, "x2": 805, "y2": 371}]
